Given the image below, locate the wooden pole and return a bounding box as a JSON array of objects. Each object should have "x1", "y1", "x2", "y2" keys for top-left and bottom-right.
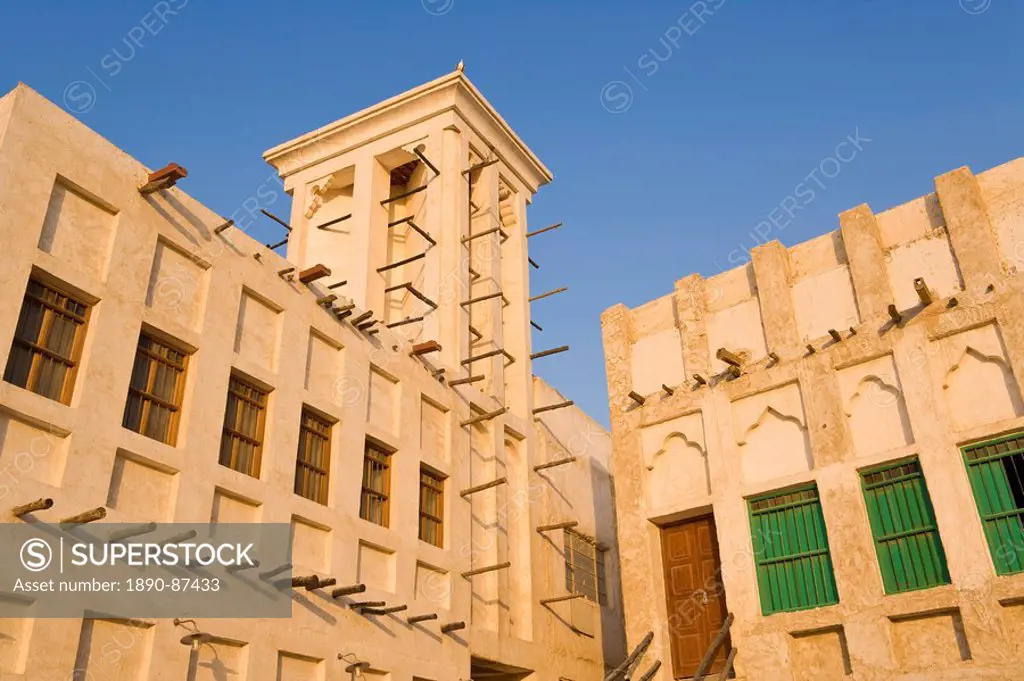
[
  {"x1": 532, "y1": 400, "x2": 574, "y2": 415},
  {"x1": 693, "y1": 613, "x2": 734, "y2": 681},
  {"x1": 536, "y1": 520, "x2": 578, "y2": 533},
  {"x1": 448, "y1": 375, "x2": 485, "y2": 387},
  {"x1": 108, "y1": 523, "x2": 158, "y2": 543},
  {"x1": 60, "y1": 507, "x2": 106, "y2": 525},
  {"x1": 440, "y1": 621, "x2": 467, "y2": 634},
  {"x1": 460, "y1": 291, "x2": 504, "y2": 307},
  {"x1": 636, "y1": 660, "x2": 663, "y2": 681},
  {"x1": 460, "y1": 477, "x2": 508, "y2": 498},
  {"x1": 462, "y1": 348, "x2": 505, "y2": 365},
  {"x1": 12, "y1": 497, "x2": 52, "y2": 517},
  {"x1": 915, "y1": 277, "x2": 933, "y2": 306},
  {"x1": 628, "y1": 391, "x2": 645, "y2": 406},
  {"x1": 407, "y1": 613, "x2": 438, "y2": 624},
  {"x1": 260, "y1": 208, "x2": 291, "y2": 231},
  {"x1": 531, "y1": 346, "x2": 569, "y2": 360},
  {"x1": 533, "y1": 456, "x2": 576, "y2": 472},
  {"x1": 361, "y1": 605, "x2": 408, "y2": 616},
  {"x1": 376, "y1": 252, "x2": 426, "y2": 273},
  {"x1": 380, "y1": 184, "x2": 427, "y2": 205},
  {"x1": 529, "y1": 287, "x2": 568, "y2": 303},
  {"x1": 526, "y1": 222, "x2": 563, "y2": 238},
  {"x1": 461, "y1": 562, "x2": 510, "y2": 578},
  {"x1": 413, "y1": 146, "x2": 440, "y2": 175},
  {"x1": 540, "y1": 593, "x2": 585, "y2": 606},
  {"x1": 331, "y1": 584, "x2": 366, "y2": 599},
  {"x1": 460, "y1": 407, "x2": 507, "y2": 427}
]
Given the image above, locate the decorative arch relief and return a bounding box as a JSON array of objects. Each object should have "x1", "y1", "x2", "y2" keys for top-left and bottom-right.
[
  {"x1": 640, "y1": 413, "x2": 709, "y2": 508},
  {"x1": 837, "y1": 354, "x2": 914, "y2": 457},
  {"x1": 940, "y1": 324, "x2": 1024, "y2": 431},
  {"x1": 732, "y1": 383, "x2": 812, "y2": 484}
]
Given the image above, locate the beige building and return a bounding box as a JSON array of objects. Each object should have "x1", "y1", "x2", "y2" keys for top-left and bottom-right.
[
  {"x1": 603, "y1": 157, "x2": 1024, "y2": 679},
  {"x1": 0, "y1": 70, "x2": 624, "y2": 680}
]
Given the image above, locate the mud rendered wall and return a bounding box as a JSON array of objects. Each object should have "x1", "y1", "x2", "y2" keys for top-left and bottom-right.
[{"x1": 604, "y1": 155, "x2": 1024, "y2": 680}]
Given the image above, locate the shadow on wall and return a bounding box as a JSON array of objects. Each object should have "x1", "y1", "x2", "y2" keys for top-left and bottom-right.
[{"x1": 590, "y1": 455, "x2": 628, "y2": 670}]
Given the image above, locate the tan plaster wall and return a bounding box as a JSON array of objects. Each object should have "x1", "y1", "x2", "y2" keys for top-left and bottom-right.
[
  {"x1": 0, "y1": 81, "x2": 621, "y2": 681},
  {"x1": 604, "y1": 154, "x2": 1024, "y2": 680}
]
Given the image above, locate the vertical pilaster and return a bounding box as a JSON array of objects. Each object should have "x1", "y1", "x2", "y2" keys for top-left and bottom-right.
[
  {"x1": 601, "y1": 305, "x2": 659, "y2": 662},
  {"x1": 436, "y1": 124, "x2": 471, "y2": 369},
  {"x1": 751, "y1": 241, "x2": 800, "y2": 356},
  {"x1": 501, "y1": 187, "x2": 533, "y2": 418},
  {"x1": 673, "y1": 274, "x2": 710, "y2": 379},
  {"x1": 467, "y1": 162, "x2": 504, "y2": 401},
  {"x1": 419, "y1": 124, "x2": 445, "y2": 345},
  {"x1": 935, "y1": 167, "x2": 1002, "y2": 292},
  {"x1": 839, "y1": 204, "x2": 892, "y2": 322},
  {"x1": 351, "y1": 151, "x2": 390, "y2": 314}
]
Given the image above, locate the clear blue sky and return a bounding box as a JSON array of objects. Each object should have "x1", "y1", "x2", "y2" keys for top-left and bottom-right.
[{"x1": 2, "y1": 1, "x2": 1022, "y2": 424}]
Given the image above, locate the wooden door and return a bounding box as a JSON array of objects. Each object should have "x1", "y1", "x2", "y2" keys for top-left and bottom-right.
[{"x1": 661, "y1": 516, "x2": 731, "y2": 678}]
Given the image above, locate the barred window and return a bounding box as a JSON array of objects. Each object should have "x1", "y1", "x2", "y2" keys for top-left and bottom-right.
[
  {"x1": 295, "y1": 409, "x2": 332, "y2": 504},
  {"x1": 748, "y1": 484, "x2": 839, "y2": 615},
  {"x1": 122, "y1": 333, "x2": 189, "y2": 445},
  {"x1": 419, "y1": 467, "x2": 444, "y2": 547},
  {"x1": 360, "y1": 441, "x2": 392, "y2": 526},
  {"x1": 564, "y1": 529, "x2": 607, "y2": 605},
  {"x1": 219, "y1": 375, "x2": 268, "y2": 478},
  {"x1": 962, "y1": 432, "x2": 1024, "y2": 574},
  {"x1": 4, "y1": 278, "x2": 90, "y2": 404},
  {"x1": 861, "y1": 458, "x2": 950, "y2": 593}
]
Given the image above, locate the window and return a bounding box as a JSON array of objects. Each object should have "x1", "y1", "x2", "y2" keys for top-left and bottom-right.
[
  {"x1": 564, "y1": 529, "x2": 607, "y2": 605},
  {"x1": 122, "y1": 333, "x2": 189, "y2": 444},
  {"x1": 360, "y1": 441, "x2": 392, "y2": 526},
  {"x1": 4, "y1": 278, "x2": 90, "y2": 403},
  {"x1": 962, "y1": 432, "x2": 1024, "y2": 575},
  {"x1": 294, "y1": 409, "x2": 332, "y2": 504},
  {"x1": 419, "y1": 467, "x2": 444, "y2": 547},
  {"x1": 748, "y1": 484, "x2": 838, "y2": 615},
  {"x1": 861, "y1": 458, "x2": 950, "y2": 593},
  {"x1": 219, "y1": 374, "x2": 268, "y2": 478}
]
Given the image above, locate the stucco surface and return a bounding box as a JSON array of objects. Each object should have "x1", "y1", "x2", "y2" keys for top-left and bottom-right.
[
  {"x1": 0, "y1": 76, "x2": 622, "y2": 681},
  {"x1": 604, "y1": 155, "x2": 1024, "y2": 680}
]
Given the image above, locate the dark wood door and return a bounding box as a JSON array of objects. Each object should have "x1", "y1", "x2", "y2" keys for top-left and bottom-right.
[{"x1": 661, "y1": 516, "x2": 731, "y2": 679}]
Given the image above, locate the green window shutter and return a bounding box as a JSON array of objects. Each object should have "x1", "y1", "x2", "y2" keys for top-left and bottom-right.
[
  {"x1": 962, "y1": 433, "x2": 1024, "y2": 575},
  {"x1": 748, "y1": 484, "x2": 839, "y2": 615},
  {"x1": 861, "y1": 458, "x2": 950, "y2": 593}
]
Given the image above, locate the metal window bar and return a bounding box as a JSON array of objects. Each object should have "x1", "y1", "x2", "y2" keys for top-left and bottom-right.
[
  {"x1": 219, "y1": 376, "x2": 268, "y2": 478},
  {"x1": 861, "y1": 457, "x2": 950, "y2": 593},
  {"x1": 360, "y1": 443, "x2": 392, "y2": 527},
  {"x1": 295, "y1": 410, "x2": 332, "y2": 505},
  {"x1": 419, "y1": 468, "x2": 444, "y2": 547},
  {"x1": 962, "y1": 432, "x2": 1024, "y2": 575},
  {"x1": 748, "y1": 484, "x2": 839, "y2": 614},
  {"x1": 122, "y1": 334, "x2": 188, "y2": 445},
  {"x1": 3, "y1": 280, "x2": 90, "y2": 404},
  {"x1": 563, "y1": 528, "x2": 605, "y2": 605}
]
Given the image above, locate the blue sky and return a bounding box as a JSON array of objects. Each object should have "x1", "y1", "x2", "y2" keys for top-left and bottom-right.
[{"x1": 2, "y1": 1, "x2": 1022, "y2": 424}]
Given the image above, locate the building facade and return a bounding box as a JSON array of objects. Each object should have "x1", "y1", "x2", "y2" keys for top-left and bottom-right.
[
  {"x1": 603, "y1": 158, "x2": 1024, "y2": 679},
  {"x1": 0, "y1": 71, "x2": 624, "y2": 681}
]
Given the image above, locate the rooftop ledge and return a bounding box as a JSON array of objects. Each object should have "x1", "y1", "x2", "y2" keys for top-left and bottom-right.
[{"x1": 262, "y1": 69, "x2": 553, "y2": 192}]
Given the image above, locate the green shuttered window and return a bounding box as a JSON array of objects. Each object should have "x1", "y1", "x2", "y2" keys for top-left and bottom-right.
[
  {"x1": 861, "y1": 458, "x2": 950, "y2": 593},
  {"x1": 962, "y1": 433, "x2": 1024, "y2": 575},
  {"x1": 748, "y1": 484, "x2": 839, "y2": 615}
]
